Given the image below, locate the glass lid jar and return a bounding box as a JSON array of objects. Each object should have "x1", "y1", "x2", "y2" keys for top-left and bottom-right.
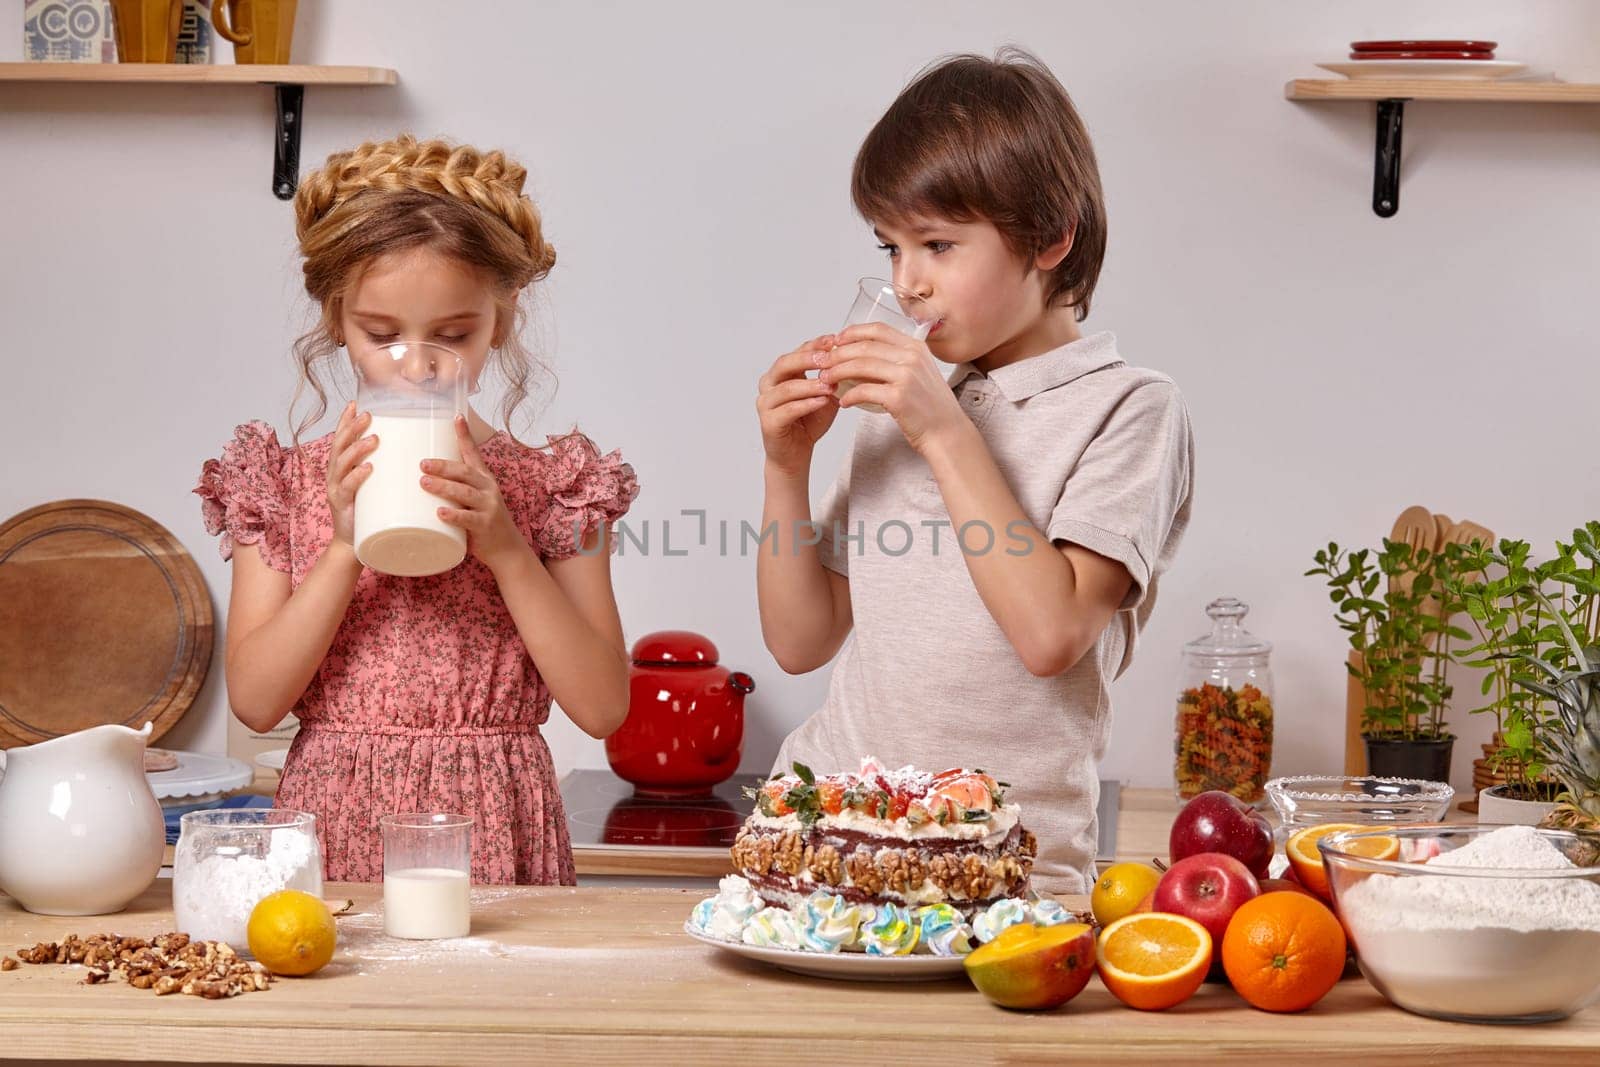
[{"x1": 1174, "y1": 597, "x2": 1275, "y2": 804}]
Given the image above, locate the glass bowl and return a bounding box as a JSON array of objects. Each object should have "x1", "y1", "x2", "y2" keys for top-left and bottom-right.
[
  {"x1": 172, "y1": 810, "x2": 323, "y2": 951},
  {"x1": 1321, "y1": 825, "x2": 1600, "y2": 1022},
  {"x1": 1265, "y1": 775, "x2": 1453, "y2": 828}
]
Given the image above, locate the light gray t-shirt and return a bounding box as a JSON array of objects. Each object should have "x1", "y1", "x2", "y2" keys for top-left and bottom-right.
[{"x1": 772, "y1": 331, "x2": 1194, "y2": 894}]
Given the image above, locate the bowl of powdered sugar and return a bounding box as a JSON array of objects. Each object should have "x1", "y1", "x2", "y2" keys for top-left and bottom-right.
[{"x1": 1322, "y1": 824, "x2": 1600, "y2": 1023}]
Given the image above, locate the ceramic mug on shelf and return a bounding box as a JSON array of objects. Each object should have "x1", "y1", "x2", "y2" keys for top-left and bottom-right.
[
  {"x1": 210, "y1": 0, "x2": 297, "y2": 64},
  {"x1": 110, "y1": 0, "x2": 185, "y2": 62}
]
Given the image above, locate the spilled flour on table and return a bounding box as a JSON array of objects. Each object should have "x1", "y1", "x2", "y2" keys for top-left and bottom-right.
[{"x1": 333, "y1": 889, "x2": 702, "y2": 979}]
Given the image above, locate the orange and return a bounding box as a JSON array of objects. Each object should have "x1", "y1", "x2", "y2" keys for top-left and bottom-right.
[
  {"x1": 1221, "y1": 891, "x2": 1347, "y2": 1012},
  {"x1": 1285, "y1": 823, "x2": 1398, "y2": 898},
  {"x1": 1095, "y1": 912, "x2": 1212, "y2": 1011},
  {"x1": 1091, "y1": 862, "x2": 1163, "y2": 928}
]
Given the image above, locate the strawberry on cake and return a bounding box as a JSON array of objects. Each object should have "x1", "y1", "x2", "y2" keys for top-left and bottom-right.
[{"x1": 730, "y1": 758, "x2": 1037, "y2": 915}]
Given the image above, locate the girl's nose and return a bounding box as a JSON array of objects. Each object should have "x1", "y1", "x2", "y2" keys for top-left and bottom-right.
[{"x1": 396, "y1": 345, "x2": 438, "y2": 384}]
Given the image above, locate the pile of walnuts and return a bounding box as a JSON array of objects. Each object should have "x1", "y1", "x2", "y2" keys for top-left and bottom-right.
[{"x1": 3, "y1": 932, "x2": 272, "y2": 999}]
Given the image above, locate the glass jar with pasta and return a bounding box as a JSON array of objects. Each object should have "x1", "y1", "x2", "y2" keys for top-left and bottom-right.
[{"x1": 1175, "y1": 597, "x2": 1274, "y2": 804}]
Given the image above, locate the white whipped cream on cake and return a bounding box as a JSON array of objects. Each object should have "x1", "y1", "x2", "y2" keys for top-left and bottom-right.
[{"x1": 744, "y1": 803, "x2": 1021, "y2": 844}]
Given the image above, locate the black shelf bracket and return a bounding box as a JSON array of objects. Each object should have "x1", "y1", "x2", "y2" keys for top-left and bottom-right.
[
  {"x1": 1372, "y1": 97, "x2": 1408, "y2": 218},
  {"x1": 272, "y1": 83, "x2": 304, "y2": 201}
]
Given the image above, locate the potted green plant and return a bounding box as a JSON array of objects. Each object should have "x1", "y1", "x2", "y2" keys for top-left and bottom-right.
[
  {"x1": 1307, "y1": 539, "x2": 1467, "y2": 780},
  {"x1": 1509, "y1": 620, "x2": 1600, "y2": 846},
  {"x1": 1457, "y1": 526, "x2": 1600, "y2": 833},
  {"x1": 1449, "y1": 537, "x2": 1565, "y2": 823}
]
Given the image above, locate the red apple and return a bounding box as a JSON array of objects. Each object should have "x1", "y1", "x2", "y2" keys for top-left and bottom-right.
[
  {"x1": 1152, "y1": 852, "x2": 1260, "y2": 964},
  {"x1": 1258, "y1": 877, "x2": 1314, "y2": 898},
  {"x1": 1169, "y1": 791, "x2": 1273, "y2": 879}
]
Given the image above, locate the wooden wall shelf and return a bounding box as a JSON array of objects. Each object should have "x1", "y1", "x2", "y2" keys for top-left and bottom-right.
[
  {"x1": 1286, "y1": 78, "x2": 1600, "y2": 104},
  {"x1": 1285, "y1": 78, "x2": 1600, "y2": 217},
  {"x1": 0, "y1": 62, "x2": 399, "y2": 199}
]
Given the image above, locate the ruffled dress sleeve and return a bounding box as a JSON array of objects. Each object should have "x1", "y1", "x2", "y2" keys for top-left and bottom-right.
[
  {"x1": 193, "y1": 421, "x2": 293, "y2": 573},
  {"x1": 532, "y1": 431, "x2": 640, "y2": 560}
]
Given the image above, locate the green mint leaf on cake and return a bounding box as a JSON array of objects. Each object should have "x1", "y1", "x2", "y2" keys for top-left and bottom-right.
[
  {"x1": 792, "y1": 762, "x2": 816, "y2": 786},
  {"x1": 782, "y1": 779, "x2": 820, "y2": 827},
  {"x1": 962, "y1": 809, "x2": 992, "y2": 822}
]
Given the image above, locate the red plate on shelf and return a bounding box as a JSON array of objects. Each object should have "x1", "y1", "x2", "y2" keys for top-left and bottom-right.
[
  {"x1": 1351, "y1": 39, "x2": 1497, "y2": 53},
  {"x1": 1349, "y1": 51, "x2": 1496, "y2": 60}
]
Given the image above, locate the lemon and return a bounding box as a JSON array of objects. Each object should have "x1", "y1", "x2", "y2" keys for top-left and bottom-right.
[
  {"x1": 1090, "y1": 861, "x2": 1163, "y2": 927},
  {"x1": 247, "y1": 890, "x2": 336, "y2": 976}
]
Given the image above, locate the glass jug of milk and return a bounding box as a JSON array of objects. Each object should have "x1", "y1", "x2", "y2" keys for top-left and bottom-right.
[{"x1": 351, "y1": 342, "x2": 472, "y2": 577}]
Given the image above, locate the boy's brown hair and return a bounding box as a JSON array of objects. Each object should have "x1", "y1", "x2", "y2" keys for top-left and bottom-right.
[{"x1": 851, "y1": 47, "x2": 1107, "y2": 321}]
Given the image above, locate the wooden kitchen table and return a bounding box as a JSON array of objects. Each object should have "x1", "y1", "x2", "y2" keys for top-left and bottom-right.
[{"x1": 1, "y1": 881, "x2": 1595, "y2": 1065}]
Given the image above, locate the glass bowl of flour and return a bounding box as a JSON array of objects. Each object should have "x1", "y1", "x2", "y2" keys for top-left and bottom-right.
[
  {"x1": 173, "y1": 810, "x2": 323, "y2": 952},
  {"x1": 1323, "y1": 825, "x2": 1600, "y2": 1022}
]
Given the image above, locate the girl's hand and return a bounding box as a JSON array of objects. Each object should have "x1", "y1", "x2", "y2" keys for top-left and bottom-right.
[
  {"x1": 757, "y1": 335, "x2": 840, "y2": 477},
  {"x1": 326, "y1": 402, "x2": 377, "y2": 547},
  {"x1": 819, "y1": 322, "x2": 968, "y2": 454},
  {"x1": 423, "y1": 416, "x2": 528, "y2": 573}
]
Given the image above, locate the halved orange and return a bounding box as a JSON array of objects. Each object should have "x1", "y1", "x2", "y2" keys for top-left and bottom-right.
[
  {"x1": 1285, "y1": 823, "x2": 1399, "y2": 898},
  {"x1": 1095, "y1": 912, "x2": 1212, "y2": 1011}
]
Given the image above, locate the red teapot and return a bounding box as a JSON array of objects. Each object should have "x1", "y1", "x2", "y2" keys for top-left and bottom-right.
[{"x1": 605, "y1": 630, "x2": 754, "y2": 795}]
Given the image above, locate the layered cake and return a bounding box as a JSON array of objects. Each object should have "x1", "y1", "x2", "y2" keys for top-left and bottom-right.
[{"x1": 729, "y1": 758, "x2": 1037, "y2": 916}]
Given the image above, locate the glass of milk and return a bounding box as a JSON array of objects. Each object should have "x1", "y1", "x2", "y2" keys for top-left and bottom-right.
[
  {"x1": 351, "y1": 342, "x2": 473, "y2": 577},
  {"x1": 830, "y1": 277, "x2": 936, "y2": 414},
  {"x1": 379, "y1": 813, "x2": 472, "y2": 940}
]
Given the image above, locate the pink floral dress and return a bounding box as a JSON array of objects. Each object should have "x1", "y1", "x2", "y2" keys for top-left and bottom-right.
[{"x1": 195, "y1": 421, "x2": 639, "y2": 885}]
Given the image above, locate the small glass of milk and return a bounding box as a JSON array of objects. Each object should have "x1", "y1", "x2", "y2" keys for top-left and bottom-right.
[
  {"x1": 351, "y1": 342, "x2": 473, "y2": 577},
  {"x1": 379, "y1": 813, "x2": 473, "y2": 940},
  {"x1": 830, "y1": 278, "x2": 937, "y2": 414}
]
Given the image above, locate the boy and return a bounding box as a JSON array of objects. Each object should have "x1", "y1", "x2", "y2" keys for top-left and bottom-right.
[{"x1": 754, "y1": 48, "x2": 1193, "y2": 893}]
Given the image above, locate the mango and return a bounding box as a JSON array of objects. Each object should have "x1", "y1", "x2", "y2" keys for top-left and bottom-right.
[{"x1": 962, "y1": 921, "x2": 1096, "y2": 1010}]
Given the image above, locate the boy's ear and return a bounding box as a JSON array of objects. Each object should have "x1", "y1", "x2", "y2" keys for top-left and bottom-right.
[{"x1": 1035, "y1": 228, "x2": 1075, "y2": 272}]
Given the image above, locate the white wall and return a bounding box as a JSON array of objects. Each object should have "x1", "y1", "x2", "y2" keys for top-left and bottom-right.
[{"x1": 3, "y1": 0, "x2": 1598, "y2": 800}]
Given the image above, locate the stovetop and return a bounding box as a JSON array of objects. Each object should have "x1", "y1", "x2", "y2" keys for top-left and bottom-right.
[
  {"x1": 562, "y1": 769, "x2": 763, "y2": 849},
  {"x1": 561, "y1": 769, "x2": 1122, "y2": 860}
]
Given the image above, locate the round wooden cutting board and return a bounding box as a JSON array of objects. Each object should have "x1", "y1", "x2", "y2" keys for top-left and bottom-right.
[{"x1": 0, "y1": 499, "x2": 213, "y2": 748}]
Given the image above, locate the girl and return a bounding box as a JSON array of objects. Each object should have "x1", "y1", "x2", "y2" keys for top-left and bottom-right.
[{"x1": 195, "y1": 135, "x2": 639, "y2": 885}]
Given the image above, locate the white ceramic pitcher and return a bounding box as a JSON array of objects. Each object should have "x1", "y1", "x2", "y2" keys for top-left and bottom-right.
[{"x1": 0, "y1": 723, "x2": 165, "y2": 915}]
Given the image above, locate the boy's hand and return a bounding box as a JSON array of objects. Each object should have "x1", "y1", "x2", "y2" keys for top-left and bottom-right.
[
  {"x1": 758, "y1": 335, "x2": 840, "y2": 477},
  {"x1": 423, "y1": 416, "x2": 530, "y2": 575},
  {"x1": 820, "y1": 322, "x2": 967, "y2": 453},
  {"x1": 325, "y1": 401, "x2": 377, "y2": 548}
]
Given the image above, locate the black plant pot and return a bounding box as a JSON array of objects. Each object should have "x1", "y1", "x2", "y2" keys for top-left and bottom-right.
[{"x1": 1364, "y1": 736, "x2": 1454, "y2": 783}]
